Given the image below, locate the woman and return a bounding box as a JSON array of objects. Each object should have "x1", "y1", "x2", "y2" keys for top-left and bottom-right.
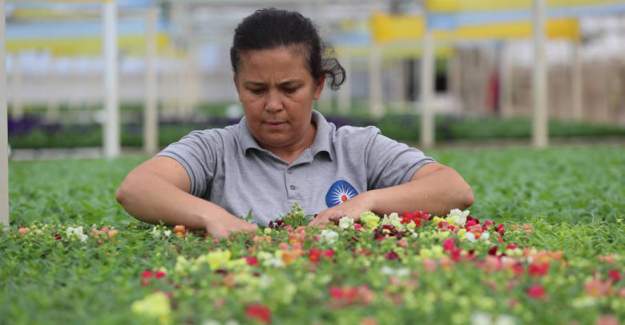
[{"x1": 116, "y1": 8, "x2": 473, "y2": 239}]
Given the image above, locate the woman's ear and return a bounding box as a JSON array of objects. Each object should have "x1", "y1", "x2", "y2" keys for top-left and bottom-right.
[{"x1": 313, "y1": 76, "x2": 325, "y2": 100}]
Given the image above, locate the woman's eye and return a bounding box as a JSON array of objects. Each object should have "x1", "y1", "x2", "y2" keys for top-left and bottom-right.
[{"x1": 283, "y1": 87, "x2": 297, "y2": 94}]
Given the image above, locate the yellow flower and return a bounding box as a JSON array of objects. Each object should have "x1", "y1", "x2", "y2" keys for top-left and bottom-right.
[
  {"x1": 206, "y1": 250, "x2": 232, "y2": 270},
  {"x1": 457, "y1": 229, "x2": 467, "y2": 238},
  {"x1": 131, "y1": 292, "x2": 171, "y2": 325},
  {"x1": 360, "y1": 211, "x2": 380, "y2": 230},
  {"x1": 432, "y1": 217, "x2": 444, "y2": 225}
]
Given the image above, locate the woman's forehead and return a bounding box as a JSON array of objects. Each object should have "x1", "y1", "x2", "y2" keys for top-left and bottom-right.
[{"x1": 238, "y1": 46, "x2": 310, "y2": 78}]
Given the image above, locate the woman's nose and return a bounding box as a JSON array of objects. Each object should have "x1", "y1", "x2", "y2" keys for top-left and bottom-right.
[{"x1": 264, "y1": 89, "x2": 284, "y2": 112}]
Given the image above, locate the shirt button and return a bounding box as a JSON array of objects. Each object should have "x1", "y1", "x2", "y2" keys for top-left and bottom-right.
[{"x1": 289, "y1": 185, "x2": 296, "y2": 190}]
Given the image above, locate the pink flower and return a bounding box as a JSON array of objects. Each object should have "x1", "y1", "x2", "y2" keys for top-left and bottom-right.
[
  {"x1": 527, "y1": 284, "x2": 546, "y2": 299},
  {"x1": 245, "y1": 303, "x2": 271, "y2": 324},
  {"x1": 585, "y1": 279, "x2": 612, "y2": 297},
  {"x1": 596, "y1": 315, "x2": 619, "y2": 325}
]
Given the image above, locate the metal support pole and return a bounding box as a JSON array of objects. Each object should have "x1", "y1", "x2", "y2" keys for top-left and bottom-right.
[
  {"x1": 572, "y1": 40, "x2": 583, "y2": 121},
  {"x1": 420, "y1": 17, "x2": 435, "y2": 148},
  {"x1": 532, "y1": 0, "x2": 548, "y2": 148},
  {"x1": 338, "y1": 52, "x2": 351, "y2": 115},
  {"x1": 1, "y1": 0, "x2": 10, "y2": 227},
  {"x1": 103, "y1": 0, "x2": 120, "y2": 158},
  {"x1": 144, "y1": 6, "x2": 159, "y2": 155},
  {"x1": 368, "y1": 45, "x2": 383, "y2": 118}
]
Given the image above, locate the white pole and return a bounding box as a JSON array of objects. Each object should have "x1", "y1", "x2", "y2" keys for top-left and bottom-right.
[
  {"x1": 144, "y1": 6, "x2": 158, "y2": 155},
  {"x1": 420, "y1": 13, "x2": 435, "y2": 148},
  {"x1": 338, "y1": 52, "x2": 351, "y2": 115},
  {"x1": 103, "y1": 0, "x2": 120, "y2": 158},
  {"x1": 12, "y1": 56, "x2": 23, "y2": 119},
  {"x1": 532, "y1": 0, "x2": 548, "y2": 148},
  {"x1": 501, "y1": 42, "x2": 513, "y2": 118},
  {"x1": 572, "y1": 40, "x2": 583, "y2": 121},
  {"x1": 368, "y1": 45, "x2": 383, "y2": 118},
  {"x1": 1, "y1": 0, "x2": 10, "y2": 227}
]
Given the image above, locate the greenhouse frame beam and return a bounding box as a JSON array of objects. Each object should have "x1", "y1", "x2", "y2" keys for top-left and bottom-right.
[
  {"x1": 143, "y1": 6, "x2": 158, "y2": 155},
  {"x1": 103, "y1": 0, "x2": 120, "y2": 158},
  {"x1": 420, "y1": 12, "x2": 435, "y2": 149},
  {"x1": 532, "y1": 0, "x2": 548, "y2": 148},
  {"x1": 1, "y1": 0, "x2": 10, "y2": 227}
]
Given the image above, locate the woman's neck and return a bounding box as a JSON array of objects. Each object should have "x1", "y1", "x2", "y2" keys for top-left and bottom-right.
[{"x1": 266, "y1": 121, "x2": 317, "y2": 164}]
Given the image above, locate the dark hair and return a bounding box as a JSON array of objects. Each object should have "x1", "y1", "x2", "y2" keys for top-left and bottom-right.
[{"x1": 230, "y1": 8, "x2": 345, "y2": 90}]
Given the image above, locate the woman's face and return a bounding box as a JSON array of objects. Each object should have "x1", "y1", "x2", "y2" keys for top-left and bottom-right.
[{"x1": 234, "y1": 46, "x2": 324, "y2": 152}]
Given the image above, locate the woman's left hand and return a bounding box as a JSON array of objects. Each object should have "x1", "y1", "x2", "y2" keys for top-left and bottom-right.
[{"x1": 308, "y1": 192, "x2": 375, "y2": 227}]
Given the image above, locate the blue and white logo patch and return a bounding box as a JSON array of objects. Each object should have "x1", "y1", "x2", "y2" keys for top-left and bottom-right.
[{"x1": 325, "y1": 180, "x2": 358, "y2": 207}]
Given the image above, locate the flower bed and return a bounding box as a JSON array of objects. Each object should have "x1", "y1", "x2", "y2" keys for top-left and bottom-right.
[{"x1": 5, "y1": 207, "x2": 624, "y2": 324}]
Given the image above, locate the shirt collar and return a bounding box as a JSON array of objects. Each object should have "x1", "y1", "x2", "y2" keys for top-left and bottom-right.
[{"x1": 237, "y1": 110, "x2": 334, "y2": 161}]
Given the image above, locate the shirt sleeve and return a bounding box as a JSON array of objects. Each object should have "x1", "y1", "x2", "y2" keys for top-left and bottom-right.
[
  {"x1": 365, "y1": 130, "x2": 436, "y2": 190},
  {"x1": 157, "y1": 129, "x2": 223, "y2": 198}
]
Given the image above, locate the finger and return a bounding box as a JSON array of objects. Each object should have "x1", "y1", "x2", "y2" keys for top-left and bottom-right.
[{"x1": 308, "y1": 214, "x2": 328, "y2": 227}]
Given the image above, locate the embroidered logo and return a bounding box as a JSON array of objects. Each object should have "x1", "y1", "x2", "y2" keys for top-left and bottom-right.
[{"x1": 325, "y1": 180, "x2": 358, "y2": 207}]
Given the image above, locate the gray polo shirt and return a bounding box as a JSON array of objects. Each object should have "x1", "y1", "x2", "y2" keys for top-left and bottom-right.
[{"x1": 158, "y1": 111, "x2": 435, "y2": 226}]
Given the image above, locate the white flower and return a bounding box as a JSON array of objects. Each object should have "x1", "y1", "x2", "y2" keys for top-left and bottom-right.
[
  {"x1": 381, "y1": 266, "x2": 410, "y2": 277},
  {"x1": 495, "y1": 315, "x2": 516, "y2": 325},
  {"x1": 150, "y1": 227, "x2": 162, "y2": 239},
  {"x1": 338, "y1": 216, "x2": 354, "y2": 230},
  {"x1": 66, "y1": 226, "x2": 88, "y2": 242},
  {"x1": 319, "y1": 229, "x2": 339, "y2": 245},
  {"x1": 471, "y1": 312, "x2": 492, "y2": 325},
  {"x1": 447, "y1": 209, "x2": 470, "y2": 226},
  {"x1": 480, "y1": 231, "x2": 490, "y2": 241},
  {"x1": 163, "y1": 230, "x2": 171, "y2": 238},
  {"x1": 382, "y1": 213, "x2": 403, "y2": 229},
  {"x1": 465, "y1": 232, "x2": 476, "y2": 242}
]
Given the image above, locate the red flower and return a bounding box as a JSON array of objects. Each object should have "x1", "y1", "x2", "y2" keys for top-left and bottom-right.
[
  {"x1": 487, "y1": 246, "x2": 498, "y2": 256},
  {"x1": 245, "y1": 303, "x2": 271, "y2": 324},
  {"x1": 442, "y1": 238, "x2": 456, "y2": 252},
  {"x1": 328, "y1": 285, "x2": 374, "y2": 306},
  {"x1": 245, "y1": 256, "x2": 259, "y2": 266},
  {"x1": 354, "y1": 223, "x2": 363, "y2": 232},
  {"x1": 323, "y1": 249, "x2": 335, "y2": 259},
  {"x1": 496, "y1": 224, "x2": 505, "y2": 236},
  {"x1": 385, "y1": 251, "x2": 399, "y2": 261},
  {"x1": 608, "y1": 269, "x2": 621, "y2": 283},
  {"x1": 141, "y1": 270, "x2": 154, "y2": 286},
  {"x1": 465, "y1": 218, "x2": 479, "y2": 229},
  {"x1": 528, "y1": 262, "x2": 550, "y2": 277},
  {"x1": 527, "y1": 284, "x2": 546, "y2": 299},
  {"x1": 400, "y1": 210, "x2": 430, "y2": 226},
  {"x1": 511, "y1": 262, "x2": 525, "y2": 276},
  {"x1": 308, "y1": 248, "x2": 322, "y2": 263},
  {"x1": 506, "y1": 243, "x2": 518, "y2": 250},
  {"x1": 141, "y1": 269, "x2": 166, "y2": 286},
  {"x1": 482, "y1": 220, "x2": 494, "y2": 230}
]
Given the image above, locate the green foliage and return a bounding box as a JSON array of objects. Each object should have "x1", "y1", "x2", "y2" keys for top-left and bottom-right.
[{"x1": 2, "y1": 145, "x2": 625, "y2": 324}]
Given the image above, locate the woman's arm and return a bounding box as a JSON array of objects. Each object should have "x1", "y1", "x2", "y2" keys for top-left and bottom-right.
[
  {"x1": 116, "y1": 156, "x2": 257, "y2": 238},
  {"x1": 309, "y1": 163, "x2": 473, "y2": 226}
]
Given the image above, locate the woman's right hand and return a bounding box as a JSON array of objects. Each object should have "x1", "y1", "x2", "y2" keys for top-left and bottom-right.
[{"x1": 203, "y1": 212, "x2": 258, "y2": 239}]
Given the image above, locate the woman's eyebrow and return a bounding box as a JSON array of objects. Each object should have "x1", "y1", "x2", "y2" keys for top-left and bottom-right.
[
  {"x1": 243, "y1": 81, "x2": 266, "y2": 87},
  {"x1": 278, "y1": 80, "x2": 303, "y2": 86}
]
